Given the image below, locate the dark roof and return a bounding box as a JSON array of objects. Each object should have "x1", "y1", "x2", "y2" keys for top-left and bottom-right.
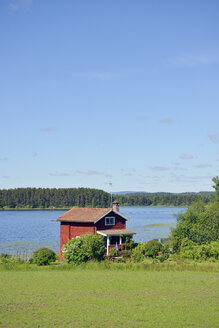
[
  {"x1": 56, "y1": 207, "x2": 129, "y2": 223},
  {"x1": 97, "y1": 229, "x2": 135, "y2": 236}
]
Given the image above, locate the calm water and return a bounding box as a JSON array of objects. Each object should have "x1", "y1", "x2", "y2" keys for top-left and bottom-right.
[{"x1": 0, "y1": 207, "x2": 186, "y2": 256}]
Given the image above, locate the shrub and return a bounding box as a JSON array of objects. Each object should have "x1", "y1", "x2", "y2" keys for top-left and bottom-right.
[
  {"x1": 63, "y1": 233, "x2": 105, "y2": 264},
  {"x1": 144, "y1": 240, "x2": 163, "y2": 258},
  {"x1": 131, "y1": 243, "x2": 145, "y2": 262},
  {"x1": 158, "y1": 242, "x2": 170, "y2": 262},
  {"x1": 0, "y1": 254, "x2": 21, "y2": 265},
  {"x1": 108, "y1": 248, "x2": 117, "y2": 257},
  {"x1": 116, "y1": 257, "x2": 126, "y2": 263},
  {"x1": 196, "y1": 241, "x2": 219, "y2": 260},
  {"x1": 119, "y1": 250, "x2": 132, "y2": 259},
  {"x1": 121, "y1": 236, "x2": 136, "y2": 250},
  {"x1": 33, "y1": 248, "x2": 56, "y2": 266},
  {"x1": 179, "y1": 239, "x2": 219, "y2": 261},
  {"x1": 131, "y1": 240, "x2": 163, "y2": 262}
]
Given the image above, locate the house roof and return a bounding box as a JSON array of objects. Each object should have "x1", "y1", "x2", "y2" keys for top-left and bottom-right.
[
  {"x1": 56, "y1": 207, "x2": 129, "y2": 223},
  {"x1": 97, "y1": 229, "x2": 135, "y2": 236}
]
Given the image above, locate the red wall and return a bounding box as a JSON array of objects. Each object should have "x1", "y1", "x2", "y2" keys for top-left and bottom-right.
[
  {"x1": 60, "y1": 222, "x2": 95, "y2": 261},
  {"x1": 95, "y1": 212, "x2": 126, "y2": 230},
  {"x1": 59, "y1": 212, "x2": 126, "y2": 260}
]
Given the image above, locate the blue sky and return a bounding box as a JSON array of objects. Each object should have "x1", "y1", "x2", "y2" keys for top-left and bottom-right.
[{"x1": 0, "y1": 0, "x2": 219, "y2": 193}]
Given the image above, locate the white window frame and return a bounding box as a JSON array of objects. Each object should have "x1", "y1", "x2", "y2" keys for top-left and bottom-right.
[{"x1": 105, "y1": 217, "x2": 115, "y2": 226}]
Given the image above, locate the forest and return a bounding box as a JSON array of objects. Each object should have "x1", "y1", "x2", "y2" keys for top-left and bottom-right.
[{"x1": 0, "y1": 187, "x2": 215, "y2": 209}]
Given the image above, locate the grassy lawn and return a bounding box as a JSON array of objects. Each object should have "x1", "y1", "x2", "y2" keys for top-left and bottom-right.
[{"x1": 0, "y1": 268, "x2": 218, "y2": 328}]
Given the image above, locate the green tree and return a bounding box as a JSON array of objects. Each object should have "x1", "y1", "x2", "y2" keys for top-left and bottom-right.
[
  {"x1": 63, "y1": 233, "x2": 105, "y2": 264},
  {"x1": 212, "y1": 176, "x2": 219, "y2": 202},
  {"x1": 171, "y1": 177, "x2": 219, "y2": 250}
]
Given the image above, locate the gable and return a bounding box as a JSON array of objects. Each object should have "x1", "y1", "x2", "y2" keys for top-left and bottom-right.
[
  {"x1": 94, "y1": 209, "x2": 129, "y2": 224},
  {"x1": 95, "y1": 210, "x2": 126, "y2": 230}
]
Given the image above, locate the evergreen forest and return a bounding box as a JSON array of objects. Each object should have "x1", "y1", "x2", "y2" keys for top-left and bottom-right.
[{"x1": 0, "y1": 187, "x2": 215, "y2": 209}]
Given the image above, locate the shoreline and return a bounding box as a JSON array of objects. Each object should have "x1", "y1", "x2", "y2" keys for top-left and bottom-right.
[{"x1": 0, "y1": 205, "x2": 187, "y2": 211}]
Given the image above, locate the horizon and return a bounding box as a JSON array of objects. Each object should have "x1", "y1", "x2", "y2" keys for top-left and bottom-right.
[{"x1": 1, "y1": 1, "x2": 219, "y2": 193}]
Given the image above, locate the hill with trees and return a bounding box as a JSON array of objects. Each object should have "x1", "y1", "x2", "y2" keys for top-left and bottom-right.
[{"x1": 0, "y1": 187, "x2": 216, "y2": 209}]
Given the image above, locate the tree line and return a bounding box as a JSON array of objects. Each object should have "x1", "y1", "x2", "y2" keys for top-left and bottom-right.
[
  {"x1": 0, "y1": 187, "x2": 215, "y2": 209},
  {"x1": 115, "y1": 192, "x2": 214, "y2": 207},
  {"x1": 0, "y1": 188, "x2": 111, "y2": 209}
]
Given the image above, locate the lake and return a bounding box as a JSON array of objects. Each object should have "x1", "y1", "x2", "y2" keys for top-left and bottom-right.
[{"x1": 0, "y1": 206, "x2": 186, "y2": 256}]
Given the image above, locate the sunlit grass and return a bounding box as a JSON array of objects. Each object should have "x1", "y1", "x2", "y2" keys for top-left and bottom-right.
[{"x1": 0, "y1": 268, "x2": 218, "y2": 328}]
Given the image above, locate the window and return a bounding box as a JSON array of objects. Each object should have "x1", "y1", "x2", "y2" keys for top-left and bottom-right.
[{"x1": 105, "y1": 217, "x2": 115, "y2": 226}]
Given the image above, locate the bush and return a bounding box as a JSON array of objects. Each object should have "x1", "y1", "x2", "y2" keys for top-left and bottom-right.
[
  {"x1": 179, "y1": 239, "x2": 219, "y2": 261},
  {"x1": 0, "y1": 254, "x2": 21, "y2": 265},
  {"x1": 131, "y1": 240, "x2": 163, "y2": 262},
  {"x1": 116, "y1": 257, "x2": 126, "y2": 263},
  {"x1": 145, "y1": 240, "x2": 163, "y2": 258},
  {"x1": 119, "y1": 250, "x2": 132, "y2": 259},
  {"x1": 196, "y1": 241, "x2": 219, "y2": 260},
  {"x1": 33, "y1": 248, "x2": 56, "y2": 266},
  {"x1": 63, "y1": 233, "x2": 105, "y2": 264},
  {"x1": 121, "y1": 236, "x2": 136, "y2": 250},
  {"x1": 108, "y1": 248, "x2": 117, "y2": 257}
]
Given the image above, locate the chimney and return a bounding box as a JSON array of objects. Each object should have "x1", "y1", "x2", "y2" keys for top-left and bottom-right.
[{"x1": 112, "y1": 200, "x2": 119, "y2": 212}]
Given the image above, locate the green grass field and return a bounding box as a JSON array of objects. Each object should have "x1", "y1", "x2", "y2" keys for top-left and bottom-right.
[{"x1": 0, "y1": 267, "x2": 218, "y2": 328}]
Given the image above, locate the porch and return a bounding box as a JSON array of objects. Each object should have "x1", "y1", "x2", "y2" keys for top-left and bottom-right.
[{"x1": 97, "y1": 229, "x2": 135, "y2": 255}]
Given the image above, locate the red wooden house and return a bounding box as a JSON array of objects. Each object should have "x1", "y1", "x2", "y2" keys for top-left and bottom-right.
[{"x1": 56, "y1": 201, "x2": 135, "y2": 260}]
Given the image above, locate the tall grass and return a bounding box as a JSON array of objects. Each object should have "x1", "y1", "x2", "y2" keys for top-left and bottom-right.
[{"x1": 0, "y1": 259, "x2": 218, "y2": 272}]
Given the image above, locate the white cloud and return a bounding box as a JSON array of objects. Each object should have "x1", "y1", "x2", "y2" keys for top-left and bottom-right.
[
  {"x1": 172, "y1": 166, "x2": 187, "y2": 171},
  {"x1": 195, "y1": 164, "x2": 212, "y2": 168},
  {"x1": 208, "y1": 132, "x2": 219, "y2": 143},
  {"x1": 0, "y1": 157, "x2": 8, "y2": 161},
  {"x1": 144, "y1": 180, "x2": 153, "y2": 184},
  {"x1": 160, "y1": 118, "x2": 173, "y2": 124},
  {"x1": 9, "y1": 0, "x2": 32, "y2": 11},
  {"x1": 49, "y1": 172, "x2": 70, "y2": 177},
  {"x1": 76, "y1": 169, "x2": 102, "y2": 176},
  {"x1": 168, "y1": 51, "x2": 219, "y2": 69},
  {"x1": 179, "y1": 154, "x2": 194, "y2": 159},
  {"x1": 150, "y1": 166, "x2": 169, "y2": 171}
]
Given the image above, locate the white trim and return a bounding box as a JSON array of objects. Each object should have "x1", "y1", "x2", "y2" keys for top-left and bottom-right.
[
  {"x1": 94, "y1": 209, "x2": 130, "y2": 224},
  {"x1": 105, "y1": 216, "x2": 115, "y2": 226},
  {"x1": 107, "y1": 236, "x2": 110, "y2": 255},
  {"x1": 97, "y1": 231, "x2": 107, "y2": 237}
]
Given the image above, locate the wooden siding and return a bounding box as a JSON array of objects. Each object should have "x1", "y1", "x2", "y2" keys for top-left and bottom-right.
[{"x1": 95, "y1": 212, "x2": 126, "y2": 231}]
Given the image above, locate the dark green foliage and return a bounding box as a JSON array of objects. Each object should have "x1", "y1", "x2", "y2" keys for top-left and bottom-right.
[
  {"x1": 33, "y1": 248, "x2": 56, "y2": 266},
  {"x1": 143, "y1": 240, "x2": 163, "y2": 258},
  {"x1": 121, "y1": 235, "x2": 136, "y2": 250},
  {"x1": 116, "y1": 257, "x2": 126, "y2": 263},
  {"x1": 212, "y1": 176, "x2": 219, "y2": 202},
  {"x1": 0, "y1": 187, "x2": 215, "y2": 209},
  {"x1": 131, "y1": 240, "x2": 163, "y2": 262},
  {"x1": 179, "y1": 238, "x2": 219, "y2": 260},
  {"x1": 0, "y1": 187, "x2": 111, "y2": 209},
  {"x1": 119, "y1": 250, "x2": 132, "y2": 259},
  {"x1": 0, "y1": 254, "x2": 21, "y2": 265},
  {"x1": 170, "y1": 177, "x2": 219, "y2": 252},
  {"x1": 108, "y1": 248, "x2": 117, "y2": 257},
  {"x1": 157, "y1": 243, "x2": 170, "y2": 262},
  {"x1": 171, "y1": 201, "x2": 219, "y2": 249},
  {"x1": 115, "y1": 192, "x2": 214, "y2": 207},
  {"x1": 63, "y1": 233, "x2": 105, "y2": 264}
]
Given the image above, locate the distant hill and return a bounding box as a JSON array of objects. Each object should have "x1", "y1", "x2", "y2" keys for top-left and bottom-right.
[{"x1": 114, "y1": 191, "x2": 215, "y2": 196}]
